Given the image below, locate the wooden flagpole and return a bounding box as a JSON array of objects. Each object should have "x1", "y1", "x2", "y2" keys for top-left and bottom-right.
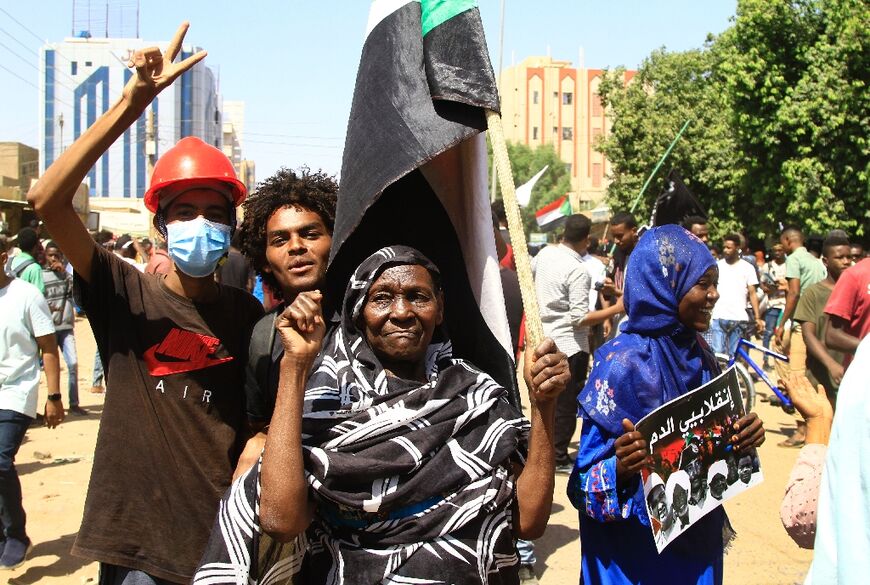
[{"x1": 486, "y1": 109, "x2": 544, "y2": 351}]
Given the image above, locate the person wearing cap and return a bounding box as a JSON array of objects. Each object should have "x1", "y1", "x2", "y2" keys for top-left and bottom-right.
[{"x1": 28, "y1": 23, "x2": 264, "y2": 585}]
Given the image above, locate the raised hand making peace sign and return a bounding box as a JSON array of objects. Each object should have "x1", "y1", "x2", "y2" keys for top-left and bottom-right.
[{"x1": 122, "y1": 22, "x2": 207, "y2": 110}]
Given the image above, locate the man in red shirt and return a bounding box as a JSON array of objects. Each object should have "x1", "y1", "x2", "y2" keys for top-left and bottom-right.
[{"x1": 824, "y1": 257, "x2": 870, "y2": 365}]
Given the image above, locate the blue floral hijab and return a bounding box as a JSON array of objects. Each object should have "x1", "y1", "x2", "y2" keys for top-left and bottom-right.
[{"x1": 579, "y1": 225, "x2": 719, "y2": 435}]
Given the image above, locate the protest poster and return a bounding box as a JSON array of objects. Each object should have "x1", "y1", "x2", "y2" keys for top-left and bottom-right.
[{"x1": 636, "y1": 366, "x2": 763, "y2": 553}]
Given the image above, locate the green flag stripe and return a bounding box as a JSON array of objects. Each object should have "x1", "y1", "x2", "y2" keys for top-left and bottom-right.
[{"x1": 420, "y1": 0, "x2": 477, "y2": 36}]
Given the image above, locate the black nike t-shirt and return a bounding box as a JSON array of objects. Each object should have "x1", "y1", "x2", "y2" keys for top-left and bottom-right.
[{"x1": 72, "y1": 247, "x2": 263, "y2": 583}]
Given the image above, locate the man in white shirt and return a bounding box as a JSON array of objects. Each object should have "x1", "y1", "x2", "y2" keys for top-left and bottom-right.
[
  {"x1": 533, "y1": 215, "x2": 616, "y2": 473},
  {"x1": 711, "y1": 233, "x2": 765, "y2": 356},
  {"x1": 580, "y1": 241, "x2": 609, "y2": 354},
  {"x1": 0, "y1": 235, "x2": 64, "y2": 569}
]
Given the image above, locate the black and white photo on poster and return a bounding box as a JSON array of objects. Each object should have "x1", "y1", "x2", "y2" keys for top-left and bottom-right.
[{"x1": 636, "y1": 366, "x2": 763, "y2": 553}]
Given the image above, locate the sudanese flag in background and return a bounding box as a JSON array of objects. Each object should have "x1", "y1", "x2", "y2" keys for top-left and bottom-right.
[{"x1": 328, "y1": 0, "x2": 520, "y2": 405}]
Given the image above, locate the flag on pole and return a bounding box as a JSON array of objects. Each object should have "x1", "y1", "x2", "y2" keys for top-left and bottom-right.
[
  {"x1": 327, "y1": 0, "x2": 519, "y2": 402},
  {"x1": 535, "y1": 195, "x2": 572, "y2": 230},
  {"x1": 515, "y1": 165, "x2": 549, "y2": 207},
  {"x1": 650, "y1": 170, "x2": 707, "y2": 227}
]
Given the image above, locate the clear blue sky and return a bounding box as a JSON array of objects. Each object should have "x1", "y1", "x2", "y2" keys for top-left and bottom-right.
[{"x1": 0, "y1": 1, "x2": 736, "y2": 182}]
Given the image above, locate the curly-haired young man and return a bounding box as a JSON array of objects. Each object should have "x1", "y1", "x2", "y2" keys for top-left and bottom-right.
[
  {"x1": 234, "y1": 167, "x2": 338, "y2": 478},
  {"x1": 236, "y1": 167, "x2": 337, "y2": 304}
]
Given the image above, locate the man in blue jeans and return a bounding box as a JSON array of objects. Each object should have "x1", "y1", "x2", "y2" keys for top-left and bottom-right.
[
  {"x1": 0, "y1": 235, "x2": 65, "y2": 569},
  {"x1": 710, "y1": 234, "x2": 765, "y2": 356},
  {"x1": 43, "y1": 242, "x2": 88, "y2": 415}
]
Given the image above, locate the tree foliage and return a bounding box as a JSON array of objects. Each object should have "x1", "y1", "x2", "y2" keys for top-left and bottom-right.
[
  {"x1": 719, "y1": 0, "x2": 869, "y2": 237},
  {"x1": 597, "y1": 47, "x2": 746, "y2": 240},
  {"x1": 599, "y1": 0, "x2": 868, "y2": 241},
  {"x1": 487, "y1": 140, "x2": 573, "y2": 234}
]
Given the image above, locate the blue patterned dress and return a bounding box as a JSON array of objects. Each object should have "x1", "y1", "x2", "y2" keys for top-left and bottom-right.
[{"x1": 567, "y1": 226, "x2": 728, "y2": 585}]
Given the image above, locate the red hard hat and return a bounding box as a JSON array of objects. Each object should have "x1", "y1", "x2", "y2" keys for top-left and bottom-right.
[{"x1": 143, "y1": 136, "x2": 247, "y2": 213}]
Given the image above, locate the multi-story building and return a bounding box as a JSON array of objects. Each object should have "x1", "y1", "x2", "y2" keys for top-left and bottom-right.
[
  {"x1": 0, "y1": 142, "x2": 41, "y2": 234},
  {"x1": 237, "y1": 159, "x2": 256, "y2": 196},
  {"x1": 222, "y1": 101, "x2": 256, "y2": 195},
  {"x1": 0, "y1": 142, "x2": 39, "y2": 189},
  {"x1": 39, "y1": 35, "x2": 222, "y2": 200},
  {"x1": 222, "y1": 122, "x2": 242, "y2": 174},
  {"x1": 498, "y1": 56, "x2": 636, "y2": 209}
]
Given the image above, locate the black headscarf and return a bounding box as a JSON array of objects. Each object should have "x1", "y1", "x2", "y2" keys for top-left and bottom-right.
[{"x1": 195, "y1": 245, "x2": 529, "y2": 584}]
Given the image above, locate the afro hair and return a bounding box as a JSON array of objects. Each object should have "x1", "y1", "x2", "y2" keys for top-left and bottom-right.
[{"x1": 236, "y1": 167, "x2": 337, "y2": 299}]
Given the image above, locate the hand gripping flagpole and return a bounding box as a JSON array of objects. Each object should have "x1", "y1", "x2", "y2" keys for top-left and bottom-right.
[{"x1": 486, "y1": 109, "x2": 544, "y2": 351}]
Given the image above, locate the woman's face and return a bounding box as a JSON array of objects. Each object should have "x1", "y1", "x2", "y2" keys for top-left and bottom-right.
[
  {"x1": 678, "y1": 266, "x2": 719, "y2": 332},
  {"x1": 362, "y1": 264, "x2": 444, "y2": 367}
]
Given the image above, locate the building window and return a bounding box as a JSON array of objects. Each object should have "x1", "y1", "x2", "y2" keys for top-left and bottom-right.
[
  {"x1": 592, "y1": 94, "x2": 603, "y2": 117},
  {"x1": 563, "y1": 92, "x2": 573, "y2": 105},
  {"x1": 566, "y1": 163, "x2": 573, "y2": 175},
  {"x1": 593, "y1": 162, "x2": 603, "y2": 188},
  {"x1": 553, "y1": 126, "x2": 558, "y2": 137},
  {"x1": 71, "y1": 61, "x2": 78, "y2": 75},
  {"x1": 562, "y1": 127, "x2": 573, "y2": 141},
  {"x1": 592, "y1": 127, "x2": 603, "y2": 145},
  {"x1": 532, "y1": 90, "x2": 539, "y2": 105},
  {"x1": 532, "y1": 126, "x2": 539, "y2": 140},
  {"x1": 553, "y1": 91, "x2": 559, "y2": 100},
  {"x1": 85, "y1": 60, "x2": 92, "y2": 67}
]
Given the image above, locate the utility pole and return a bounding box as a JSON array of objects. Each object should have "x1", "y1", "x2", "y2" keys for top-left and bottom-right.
[
  {"x1": 145, "y1": 108, "x2": 155, "y2": 179},
  {"x1": 145, "y1": 108, "x2": 158, "y2": 240}
]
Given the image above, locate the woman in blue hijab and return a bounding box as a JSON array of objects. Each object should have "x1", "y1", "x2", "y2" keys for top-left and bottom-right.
[{"x1": 568, "y1": 225, "x2": 765, "y2": 584}]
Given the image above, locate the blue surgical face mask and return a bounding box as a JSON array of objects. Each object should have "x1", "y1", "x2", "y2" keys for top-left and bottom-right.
[{"x1": 166, "y1": 216, "x2": 232, "y2": 278}]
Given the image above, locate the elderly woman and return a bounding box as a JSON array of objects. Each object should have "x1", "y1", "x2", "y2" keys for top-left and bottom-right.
[
  {"x1": 195, "y1": 246, "x2": 569, "y2": 584},
  {"x1": 567, "y1": 225, "x2": 765, "y2": 585}
]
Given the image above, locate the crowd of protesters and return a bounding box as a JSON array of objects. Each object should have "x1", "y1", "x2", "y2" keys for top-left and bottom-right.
[
  {"x1": 521, "y1": 209, "x2": 866, "y2": 584},
  {"x1": 1, "y1": 25, "x2": 867, "y2": 585}
]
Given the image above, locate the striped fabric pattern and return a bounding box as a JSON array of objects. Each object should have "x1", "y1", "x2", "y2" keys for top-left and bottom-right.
[{"x1": 194, "y1": 247, "x2": 529, "y2": 584}]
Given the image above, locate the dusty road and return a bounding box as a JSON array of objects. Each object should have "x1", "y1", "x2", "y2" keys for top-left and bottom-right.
[{"x1": 10, "y1": 318, "x2": 813, "y2": 584}]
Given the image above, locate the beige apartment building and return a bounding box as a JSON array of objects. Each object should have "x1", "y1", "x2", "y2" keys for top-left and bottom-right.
[
  {"x1": 498, "y1": 56, "x2": 636, "y2": 210},
  {"x1": 0, "y1": 142, "x2": 40, "y2": 234},
  {"x1": 0, "y1": 142, "x2": 39, "y2": 190},
  {"x1": 222, "y1": 101, "x2": 256, "y2": 197}
]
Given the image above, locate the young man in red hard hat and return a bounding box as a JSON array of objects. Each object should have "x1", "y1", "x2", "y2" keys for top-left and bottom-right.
[{"x1": 28, "y1": 24, "x2": 264, "y2": 585}]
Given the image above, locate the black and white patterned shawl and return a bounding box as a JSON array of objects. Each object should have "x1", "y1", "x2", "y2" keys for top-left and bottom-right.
[{"x1": 194, "y1": 246, "x2": 529, "y2": 585}]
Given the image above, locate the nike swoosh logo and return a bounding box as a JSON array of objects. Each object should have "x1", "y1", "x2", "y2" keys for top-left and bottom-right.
[{"x1": 143, "y1": 344, "x2": 234, "y2": 376}]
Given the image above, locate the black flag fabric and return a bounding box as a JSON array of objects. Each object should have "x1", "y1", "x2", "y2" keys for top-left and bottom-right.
[
  {"x1": 650, "y1": 170, "x2": 708, "y2": 227},
  {"x1": 328, "y1": 0, "x2": 520, "y2": 404}
]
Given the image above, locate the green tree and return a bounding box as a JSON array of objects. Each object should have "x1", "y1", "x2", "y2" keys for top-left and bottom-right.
[
  {"x1": 598, "y1": 0, "x2": 868, "y2": 241},
  {"x1": 488, "y1": 140, "x2": 572, "y2": 235},
  {"x1": 597, "y1": 46, "x2": 747, "y2": 239},
  {"x1": 719, "y1": 0, "x2": 869, "y2": 237}
]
